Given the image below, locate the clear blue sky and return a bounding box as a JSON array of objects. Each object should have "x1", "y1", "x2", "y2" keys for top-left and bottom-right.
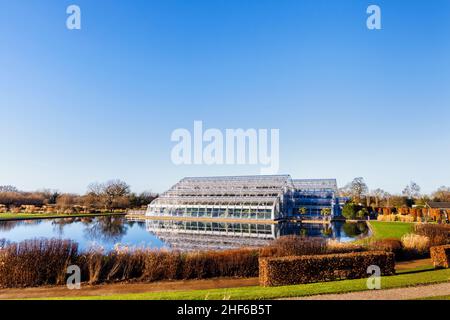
[{"x1": 1, "y1": 0, "x2": 449, "y2": 195}]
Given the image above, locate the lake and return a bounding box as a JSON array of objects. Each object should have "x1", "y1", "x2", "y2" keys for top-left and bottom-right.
[{"x1": 0, "y1": 216, "x2": 369, "y2": 251}]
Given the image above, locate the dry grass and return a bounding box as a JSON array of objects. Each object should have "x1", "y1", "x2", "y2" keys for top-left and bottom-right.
[
  {"x1": 0, "y1": 236, "x2": 373, "y2": 288},
  {"x1": 0, "y1": 239, "x2": 78, "y2": 288},
  {"x1": 401, "y1": 234, "x2": 430, "y2": 256}
]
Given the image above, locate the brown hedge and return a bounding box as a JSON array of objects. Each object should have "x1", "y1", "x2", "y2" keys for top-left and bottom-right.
[
  {"x1": 259, "y1": 251, "x2": 395, "y2": 287},
  {"x1": 0, "y1": 239, "x2": 259, "y2": 288},
  {"x1": 430, "y1": 245, "x2": 450, "y2": 268}
]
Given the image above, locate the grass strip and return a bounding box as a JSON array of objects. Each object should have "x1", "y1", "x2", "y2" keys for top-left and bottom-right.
[{"x1": 45, "y1": 269, "x2": 450, "y2": 300}]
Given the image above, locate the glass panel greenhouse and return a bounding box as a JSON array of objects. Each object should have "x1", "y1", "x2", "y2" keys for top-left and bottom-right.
[{"x1": 147, "y1": 175, "x2": 341, "y2": 220}]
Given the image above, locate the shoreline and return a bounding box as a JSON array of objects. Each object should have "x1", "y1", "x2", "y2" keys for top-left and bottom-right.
[
  {"x1": 0, "y1": 212, "x2": 126, "y2": 222},
  {"x1": 126, "y1": 215, "x2": 360, "y2": 225},
  {"x1": 126, "y1": 215, "x2": 279, "y2": 224}
]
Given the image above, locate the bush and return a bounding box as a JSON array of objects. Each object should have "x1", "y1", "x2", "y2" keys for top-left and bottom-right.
[
  {"x1": 414, "y1": 224, "x2": 450, "y2": 247},
  {"x1": 0, "y1": 239, "x2": 260, "y2": 288},
  {"x1": 326, "y1": 240, "x2": 365, "y2": 254},
  {"x1": 259, "y1": 236, "x2": 327, "y2": 257},
  {"x1": 401, "y1": 234, "x2": 430, "y2": 256},
  {"x1": 0, "y1": 237, "x2": 370, "y2": 288},
  {"x1": 430, "y1": 245, "x2": 450, "y2": 268},
  {"x1": 368, "y1": 238, "x2": 403, "y2": 258},
  {"x1": 0, "y1": 239, "x2": 78, "y2": 288},
  {"x1": 181, "y1": 249, "x2": 259, "y2": 279},
  {"x1": 259, "y1": 236, "x2": 365, "y2": 258},
  {"x1": 141, "y1": 250, "x2": 182, "y2": 281},
  {"x1": 356, "y1": 208, "x2": 369, "y2": 219},
  {"x1": 259, "y1": 251, "x2": 395, "y2": 287},
  {"x1": 342, "y1": 203, "x2": 358, "y2": 220}
]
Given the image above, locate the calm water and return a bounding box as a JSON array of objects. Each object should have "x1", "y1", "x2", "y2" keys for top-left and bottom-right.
[{"x1": 0, "y1": 216, "x2": 368, "y2": 251}]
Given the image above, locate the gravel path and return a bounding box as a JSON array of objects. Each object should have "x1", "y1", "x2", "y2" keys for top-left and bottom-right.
[{"x1": 286, "y1": 282, "x2": 450, "y2": 300}]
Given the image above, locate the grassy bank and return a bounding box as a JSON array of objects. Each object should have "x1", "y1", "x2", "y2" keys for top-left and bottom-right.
[
  {"x1": 368, "y1": 221, "x2": 414, "y2": 240},
  {"x1": 47, "y1": 268, "x2": 450, "y2": 300},
  {"x1": 417, "y1": 295, "x2": 450, "y2": 300},
  {"x1": 0, "y1": 212, "x2": 125, "y2": 221}
]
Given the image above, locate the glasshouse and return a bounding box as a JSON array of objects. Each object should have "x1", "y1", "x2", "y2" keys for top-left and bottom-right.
[
  {"x1": 146, "y1": 175, "x2": 340, "y2": 221},
  {"x1": 292, "y1": 179, "x2": 339, "y2": 216}
]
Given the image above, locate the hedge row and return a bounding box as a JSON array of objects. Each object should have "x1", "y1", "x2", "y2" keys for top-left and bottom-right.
[
  {"x1": 259, "y1": 251, "x2": 395, "y2": 287},
  {"x1": 430, "y1": 245, "x2": 450, "y2": 268},
  {"x1": 0, "y1": 239, "x2": 259, "y2": 288}
]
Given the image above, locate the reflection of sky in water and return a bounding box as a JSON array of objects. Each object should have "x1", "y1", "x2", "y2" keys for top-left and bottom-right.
[
  {"x1": 0, "y1": 217, "x2": 168, "y2": 252},
  {"x1": 0, "y1": 217, "x2": 368, "y2": 252}
]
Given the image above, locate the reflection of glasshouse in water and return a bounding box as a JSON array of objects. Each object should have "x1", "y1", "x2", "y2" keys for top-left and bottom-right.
[
  {"x1": 145, "y1": 220, "x2": 275, "y2": 250},
  {"x1": 143, "y1": 220, "x2": 368, "y2": 250},
  {"x1": 146, "y1": 175, "x2": 341, "y2": 220},
  {"x1": 146, "y1": 220, "x2": 276, "y2": 238}
]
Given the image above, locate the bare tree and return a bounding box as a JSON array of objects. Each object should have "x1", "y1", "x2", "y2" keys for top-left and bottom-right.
[
  {"x1": 402, "y1": 181, "x2": 421, "y2": 200},
  {"x1": 432, "y1": 186, "x2": 450, "y2": 202},
  {"x1": 0, "y1": 185, "x2": 19, "y2": 193},
  {"x1": 103, "y1": 180, "x2": 131, "y2": 210},
  {"x1": 343, "y1": 177, "x2": 368, "y2": 204},
  {"x1": 371, "y1": 188, "x2": 386, "y2": 207}
]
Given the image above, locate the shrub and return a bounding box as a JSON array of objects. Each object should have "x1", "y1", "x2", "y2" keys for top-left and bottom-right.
[
  {"x1": 0, "y1": 239, "x2": 260, "y2": 288},
  {"x1": 259, "y1": 236, "x2": 327, "y2": 257},
  {"x1": 414, "y1": 224, "x2": 450, "y2": 247},
  {"x1": 356, "y1": 208, "x2": 369, "y2": 219},
  {"x1": 326, "y1": 240, "x2": 365, "y2": 254},
  {"x1": 401, "y1": 233, "x2": 430, "y2": 256},
  {"x1": 260, "y1": 236, "x2": 365, "y2": 258},
  {"x1": 259, "y1": 251, "x2": 395, "y2": 287},
  {"x1": 0, "y1": 239, "x2": 78, "y2": 288},
  {"x1": 342, "y1": 203, "x2": 358, "y2": 220},
  {"x1": 141, "y1": 250, "x2": 182, "y2": 281},
  {"x1": 80, "y1": 248, "x2": 105, "y2": 284},
  {"x1": 430, "y1": 245, "x2": 450, "y2": 268},
  {"x1": 181, "y1": 249, "x2": 259, "y2": 279},
  {"x1": 368, "y1": 238, "x2": 403, "y2": 257},
  {"x1": 104, "y1": 248, "x2": 147, "y2": 281}
]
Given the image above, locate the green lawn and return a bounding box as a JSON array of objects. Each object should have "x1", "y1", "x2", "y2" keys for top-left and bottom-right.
[
  {"x1": 416, "y1": 295, "x2": 450, "y2": 300},
  {"x1": 47, "y1": 268, "x2": 450, "y2": 300},
  {"x1": 368, "y1": 221, "x2": 414, "y2": 240},
  {"x1": 0, "y1": 212, "x2": 124, "y2": 221}
]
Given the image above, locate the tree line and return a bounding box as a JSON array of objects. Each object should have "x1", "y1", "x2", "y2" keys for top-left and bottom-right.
[
  {"x1": 0, "y1": 180, "x2": 157, "y2": 212},
  {"x1": 339, "y1": 177, "x2": 450, "y2": 208},
  {"x1": 339, "y1": 177, "x2": 450, "y2": 221}
]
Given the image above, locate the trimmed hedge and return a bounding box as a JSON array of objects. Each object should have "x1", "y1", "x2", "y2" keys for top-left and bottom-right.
[
  {"x1": 259, "y1": 251, "x2": 395, "y2": 287},
  {"x1": 430, "y1": 245, "x2": 450, "y2": 268}
]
